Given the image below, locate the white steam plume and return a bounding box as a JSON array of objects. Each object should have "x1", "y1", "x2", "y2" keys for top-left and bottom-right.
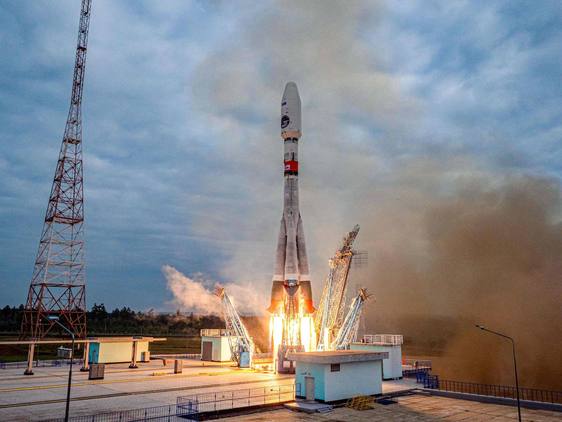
[{"x1": 163, "y1": 265, "x2": 266, "y2": 315}]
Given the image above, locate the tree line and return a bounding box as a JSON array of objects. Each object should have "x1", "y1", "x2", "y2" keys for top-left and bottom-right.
[{"x1": 0, "y1": 304, "x2": 224, "y2": 336}]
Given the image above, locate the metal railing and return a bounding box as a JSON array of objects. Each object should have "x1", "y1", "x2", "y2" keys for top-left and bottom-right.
[
  {"x1": 362, "y1": 334, "x2": 404, "y2": 345},
  {"x1": 200, "y1": 328, "x2": 230, "y2": 337},
  {"x1": 434, "y1": 379, "x2": 562, "y2": 405},
  {"x1": 42, "y1": 403, "x2": 186, "y2": 422},
  {"x1": 403, "y1": 367, "x2": 432, "y2": 379},
  {"x1": 150, "y1": 353, "x2": 201, "y2": 360},
  {"x1": 402, "y1": 358, "x2": 432, "y2": 369},
  {"x1": 177, "y1": 383, "x2": 299, "y2": 418},
  {"x1": 41, "y1": 383, "x2": 299, "y2": 421},
  {"x1": 406, "y1": 367, "x2": 561, "y2": 406},
  {"x1": 0, "y1": 359, "x2": 83, "y2": 370}
]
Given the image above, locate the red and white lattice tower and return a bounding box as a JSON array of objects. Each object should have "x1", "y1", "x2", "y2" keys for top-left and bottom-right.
[{"x1": 21, "y1": 0, "x2": 92, "y2": 340}]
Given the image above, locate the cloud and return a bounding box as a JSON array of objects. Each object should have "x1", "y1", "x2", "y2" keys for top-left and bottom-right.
[
  {"x1": 0, "y1": 0, "x2": 561, "y2": 324},
  {"x1": 0, "y1": 1, "x2": 220, "y2": 307}
]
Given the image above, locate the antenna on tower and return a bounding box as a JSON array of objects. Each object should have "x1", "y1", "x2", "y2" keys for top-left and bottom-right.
[{"x1": 21, "y1": 0, "x2": 92, "y2": 340}]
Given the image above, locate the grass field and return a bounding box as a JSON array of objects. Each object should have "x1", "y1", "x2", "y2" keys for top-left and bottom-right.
[{"x1": 0, "y1": 334, "x2": 202, "y2": 362}]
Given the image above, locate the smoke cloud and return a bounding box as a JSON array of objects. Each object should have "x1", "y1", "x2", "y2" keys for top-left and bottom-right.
[
  {"x1": 359, "y1": 174, "x2": 562, "y2": 389},
  {"x1": 163, "y1": 265, "x2": 266, "y2": 315},
  {"x1": 184, "y1": 1, "x2": 561, "y2": 389}
]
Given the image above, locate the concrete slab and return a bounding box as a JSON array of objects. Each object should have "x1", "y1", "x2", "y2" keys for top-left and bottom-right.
[
  {"x1": 221, "y1": 394, "x2": 562, "y2": 421},
  {"x1": 1, "y1": 362, "x2": 559, "y2": 421},
  {"x1": 0, "y1": 360, "x2": 293, "y2": 421},
  {"x1": 284, "y1": 400, "x2": 333, "y2": 413}
]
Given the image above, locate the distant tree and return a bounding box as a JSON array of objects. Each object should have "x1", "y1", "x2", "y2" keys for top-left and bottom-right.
[
  {"x1": 91, "y1": 303, "x2": 108, "y2": 319},
  {"x1": 0, "y1": 305, "x2": 24, "y2": 332}
]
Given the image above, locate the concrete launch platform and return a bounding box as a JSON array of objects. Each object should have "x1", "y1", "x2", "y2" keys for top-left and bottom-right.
[
  {"x1": 0, "y1": 359, "x2": 292, "y2": 421},
  {"x1": 0, "y1": 358, "x2": 421, "y2": 421},
  {"x1": 1, "y1": 360, "x2": 559, "y2": 421}
]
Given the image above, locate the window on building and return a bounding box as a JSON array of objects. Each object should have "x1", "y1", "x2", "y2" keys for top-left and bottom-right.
[{"x1": 330, "y1": 363, "x2": 340, "y2": 372}]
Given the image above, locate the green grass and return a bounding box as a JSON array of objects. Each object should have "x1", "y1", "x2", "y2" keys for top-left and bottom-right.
[
  {"x1": 0, "y1": 334, "x2": 202, "y2": 362},
  {"x1": 149, "y1": 336, "x2": 201, "y2": 354},
  {"x1": 0, "y1": 335, "x2": 72, "y2": 362}
]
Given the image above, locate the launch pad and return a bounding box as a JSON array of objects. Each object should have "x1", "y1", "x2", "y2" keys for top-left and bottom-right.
[
  {"x1": 1, "y1": 359, "x2": 560, "y2": 421},
  {"x1": 0, "y1": 358, "x2": 293, "y2": 421}
]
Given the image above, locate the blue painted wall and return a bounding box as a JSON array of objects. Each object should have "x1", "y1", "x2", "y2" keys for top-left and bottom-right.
[
  {"x1": 295, "y1": 362, "x2": 326, "y2": 401},
  {"x1": 295, "y1": 359, "x2": 384, "y2": 401}
]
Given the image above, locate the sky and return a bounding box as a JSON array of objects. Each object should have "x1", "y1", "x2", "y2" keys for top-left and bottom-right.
[{"x1": 1, "y1": 0, "x2": 561, "y2": 312}]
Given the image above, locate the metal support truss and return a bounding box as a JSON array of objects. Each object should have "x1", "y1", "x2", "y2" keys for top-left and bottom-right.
[
  {"x1": 332, "y1": 288, "x2": 371, "y2": 350},
  {"x1": 214, "y1": 288, "x2": 254, "y2": 366},
  {"x1": 21, "y1": 0, "x2": 92, "y2": 340},
  {"x1": 315, "y1": 225, "x2": 360, "y2": 350}
]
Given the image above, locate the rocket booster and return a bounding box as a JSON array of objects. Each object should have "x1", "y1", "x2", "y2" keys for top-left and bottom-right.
[{"x1": 268, "y1": 82, "x2": 314, "y2": 315}]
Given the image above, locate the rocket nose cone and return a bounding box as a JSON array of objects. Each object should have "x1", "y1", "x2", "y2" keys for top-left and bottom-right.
[
  {"x1": 281, "y1": 82, "x2": 302, "y2": 136},
  {"x1": 282, "y1": 82, "x2": 300, "y2": 101}
]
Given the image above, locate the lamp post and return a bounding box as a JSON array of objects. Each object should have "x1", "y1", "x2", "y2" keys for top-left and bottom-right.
[
  {"x1": 47, "y1": 316, "x2": 74, "y2": 422},
  {"x1": 475, "y1": 324, "x2": 521, "y2": 422}
]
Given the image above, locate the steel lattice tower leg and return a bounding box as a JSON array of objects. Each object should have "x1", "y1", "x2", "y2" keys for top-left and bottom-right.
[{"x1": 20, "y1": 0, "x2": 92, "y2": 340}]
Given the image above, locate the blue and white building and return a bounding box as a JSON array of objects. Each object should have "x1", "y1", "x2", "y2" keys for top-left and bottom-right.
[{"x1": 288, "y1": 350, "x2": 387, "y2": 402}]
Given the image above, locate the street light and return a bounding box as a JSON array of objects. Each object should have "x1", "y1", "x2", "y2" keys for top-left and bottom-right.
[
  {"x1": 475, "y1": 324, "x2": 521, "y2": 422},
  {"x1": 47, "y1": 315, "x2": 74, "y2": 422}
]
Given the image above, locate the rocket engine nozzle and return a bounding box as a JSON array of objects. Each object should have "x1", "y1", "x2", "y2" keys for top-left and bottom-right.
[
  {"x1": 267, "y1": 280, "x2": 284, "y2": 314},
  {"x1": 299, "y1": 280, "x2": 315, "y2": 314},
  {"x1": 267, "y1": 280, "x2": 315, "y2": 315}
]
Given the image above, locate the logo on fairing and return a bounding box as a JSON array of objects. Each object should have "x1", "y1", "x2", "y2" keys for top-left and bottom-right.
[{"x1": 281, "y1": 115, "x2": 290, "y2": 128}]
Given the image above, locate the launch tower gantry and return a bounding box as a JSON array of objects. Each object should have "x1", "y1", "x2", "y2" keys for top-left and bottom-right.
[
  {"x1": 314, "y1": 225, "x2": 360, "y2": 350},
  {"x1": 215, "y1": 288, "x2": 254, "y2": 367},
  {"x1": 21, "y1": 0, "x2": 92, "y2": 340},
  {"x1": 332, "y1": 288, "x2": 372, "y2": 350}
]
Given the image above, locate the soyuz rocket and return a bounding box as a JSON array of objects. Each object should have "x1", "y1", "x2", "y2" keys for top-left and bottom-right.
[{"x1": 268, "y1": 82, "x2": 315, "y2": 315}]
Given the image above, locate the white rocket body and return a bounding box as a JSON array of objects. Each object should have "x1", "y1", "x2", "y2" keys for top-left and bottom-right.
[{"x1": 268, "y1": 82, "x2": 314, "y2": 315}]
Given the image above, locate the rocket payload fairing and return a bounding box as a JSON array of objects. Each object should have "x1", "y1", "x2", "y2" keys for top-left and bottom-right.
[{"x1": 268, "y1": 82, "x2": 314, "y2": 315}]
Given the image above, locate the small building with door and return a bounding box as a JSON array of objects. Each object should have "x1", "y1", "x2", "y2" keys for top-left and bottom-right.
[
  {"x1": 288, "y1": 350, "x2": 387, "y2": 402},
  {"x1": 88, "y1": 337, "x2": 152, "y2": 364},
  {"x1": 200, "y1": 329, "x2": 234, "y2": 362},
  {"x1": 351, "y1": 334, "x2": 403, "y2": 380}
]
